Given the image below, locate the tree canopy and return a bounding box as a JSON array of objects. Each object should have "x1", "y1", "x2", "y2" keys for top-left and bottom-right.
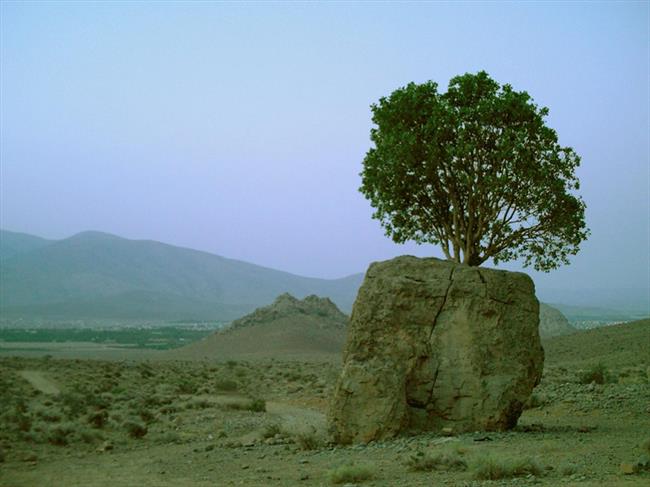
[{"x1": 360, "y1": 71, "x2": 589, "y2": 271}]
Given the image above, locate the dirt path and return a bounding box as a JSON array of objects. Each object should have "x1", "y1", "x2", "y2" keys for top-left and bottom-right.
[
  {"x1": 18, "y1": 370, "x2": 61, "y2": 395},
  {"x1": 213, "y1": 394, "x2": 326, "y2": 437},
  {"x1": 266, "y1": 400, "x2": 326, "y2": 432}
]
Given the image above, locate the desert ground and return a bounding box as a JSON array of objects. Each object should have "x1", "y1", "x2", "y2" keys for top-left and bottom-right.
[{"x1": 1, "y1": 319, "x2": 649, "y2": 487}]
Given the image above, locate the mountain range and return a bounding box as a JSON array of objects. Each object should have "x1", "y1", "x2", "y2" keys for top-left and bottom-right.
[
  {"x1": 0, "y1": 229, "x2": 363, "y2": 323},
  {"x1": 1, "y1": 229, "x2": 646, "y2": 326}
]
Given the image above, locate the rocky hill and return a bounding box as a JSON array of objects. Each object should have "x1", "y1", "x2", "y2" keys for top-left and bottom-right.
[
  {"x1": 227, "y1": 293, "x2": 348, "y2": 330},
  {"x1": 539, "y1": 303, "x2": 577, "y2": 338},
  {"x1": 175, "y1": 294, "x2": 349, "y2": 360}
]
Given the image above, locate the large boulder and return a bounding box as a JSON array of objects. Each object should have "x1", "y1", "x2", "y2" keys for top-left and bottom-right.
[{"x1": 328, "y1": 256, "x2": 544, "y2": 444}]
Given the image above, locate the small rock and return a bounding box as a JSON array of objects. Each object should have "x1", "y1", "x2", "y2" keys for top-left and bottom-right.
[
  {"x1": 620, "y1": 462, "x2": 638, "y2": 475},
  {"x1": 299, "y1": 473, "x2": 310, "y2": 480},
  {"x1": 441, "y1": 427, "x2": 454, "y2": 436},
  {"x1": 97, "y1": 441, "x2": 114, "y2": 453}
]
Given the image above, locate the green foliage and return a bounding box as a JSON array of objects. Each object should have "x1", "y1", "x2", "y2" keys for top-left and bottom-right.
[
  {"x1": 214, "y1": 379, "x2": 238, "y2": 391},
  {"x1": 262, "y1": 422, "x2": 282, "y2": 439},
  {"x1": 560, "y1": 464, "x2": 578, "y2": 476},
  {"x1": 47, "y1": 423, "x2": 77, "y2": 446},
  {"x1": 579, "y1": 363, "x2": 608, "y2": 384},
  {"x1": 11, "y1": 399, "x2": 32, "y2": 432},
  {"x1": 87, "y1": 409, "x2": 108, "y2": 428},
  {"x1": 176, "y1": 380, "x2": 197, "y2": 395},
  {"x1": 524, "y1": 392, "x2": 548, "y2": 409},
  {"x1": 472, "y1": 455, "x2": 544, "y2": 480},
  {"x1": 248, "y1": 398, "x2": 266, "y2": 412},
  {"x1": 123, "y1": 419, "x2": 148, "y2": 439},
  {"x1": 225, "y1": 397, "x2": 266, "y2": 412},
  {"x1": 643, "y1": 438, "x2": 650, "y2": 456},
  {"x1": 328, "y1": 462, "x2": 376, "y2": 484},
  {"x1": 293, "y1": 429, "x2": 324, "y2": 450},
  {"x1": 360, "y1": 71, "x2": 588, "y2": 271},
  {"x1": 0, "y1": 327, "x2": 214, "y2": 350}
]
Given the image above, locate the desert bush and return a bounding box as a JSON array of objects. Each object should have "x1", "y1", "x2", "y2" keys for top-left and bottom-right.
[
  {"x1": 643, "y1": 438, "x2": 650, "y2": 456},
  {"x1": 185, "y1": 398, "x2": 212, "y2": 410},
  {"x1": 87, "y1": 409, "x2": 109, "y2": 428},
  {"x1": 406, "y1": 449, "x2": 467, "y2": 472},
  {"x1": 560, "y1": 463, "x2": 578, "y2": 476},
  {"x1": 262, "y1": 423, "x2": 282, "y2": 439},
  {"x1": 328, "y1": 462, "x2": 376, "y2": 484},
  {"x1": 472, "y1": 455, "x2": 544, "y2": 480},
  {"x1": 293, "y1": 429, "x2": 324, "y2": 450},
  {"x1": 248, "y1": 398, "x2": 266, "y2": 412},
  {"x1": 124, "y1": 419, "x2": 148, "y2": 439},
  {"x1": 60, "y1": 391, "x2": 88, "y2": 418},
  {"x1": 578, "y1": 363, "x2": 608, "y2": 385},
  {"x1": 154, "y1": 430, "x2": 181, "y2": 444},
  {"x1": 284, "y1": 371, "x2": 302, "y2": 381},
  {"x1": 79, "y1": 428, "x2": 104, "y2": 444},
  {"x1": 15, "y1": 411, "x2": 33, "y2": 433},
  {"x1": 158, "y1": 404, "x2": 178, "y2": 415},
  {"x1": 176, "y1": 381, "x2": 197, "y2": 395},
  {"x1": 137, "y1": 407, "x2": 157, "y2": 424},
  {"x1": 225, "y1": 398, "x2": 266, "y2": 412},
  {"x1": 47, "y1": 422, "x2": 78, "y2": 446},
  {"x1": 524, "y1": 392, "x2": 548, "y2": 409},
  {"x1": 215, "y1": 379, "x2": 238, "y2": 391}
]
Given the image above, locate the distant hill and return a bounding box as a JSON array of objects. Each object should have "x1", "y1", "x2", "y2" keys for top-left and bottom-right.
[
  {"x1": 0, "y1": 230, "x2": 363, "y2": 322},
  {"x1": 175, "y1": 293, "x2": 348, "y2": 360},
  {"x1": 539, "y1": 303, "x2": 576, "y2": 338},
  {"x1": 0, "y1": 230, "x2": 52, "y2": 262},
  {"x1": 0, "y1": 229, "x2": 601, "y2": 330},
  {"x1": 548, "y1": 302, "x2": 648, "y2": 328},
  {"x1": 543, "y1": 318, "x2": 650, "y2": 369}
]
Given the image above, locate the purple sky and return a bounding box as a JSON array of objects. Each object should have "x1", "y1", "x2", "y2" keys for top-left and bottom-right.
[{"x1": 1, "y1": 2, "x2": 649, "y2": 301}]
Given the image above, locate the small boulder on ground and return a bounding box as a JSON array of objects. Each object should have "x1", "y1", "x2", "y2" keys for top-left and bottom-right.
[{"x1": 328, "y1": 256, "x2": 544, "y2": 444}]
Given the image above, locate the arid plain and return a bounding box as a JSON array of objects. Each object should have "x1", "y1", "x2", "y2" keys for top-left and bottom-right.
[{"x1": 1, "y1": 317, "x2": 649, "y2": 487}]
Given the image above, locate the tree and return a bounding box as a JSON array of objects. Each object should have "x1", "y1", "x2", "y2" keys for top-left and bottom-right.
[{"x1": 360, "y1": 71, "x2": 589, "y2": 272}]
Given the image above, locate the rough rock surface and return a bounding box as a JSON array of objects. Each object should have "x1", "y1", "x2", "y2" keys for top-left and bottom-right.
[
  {"x1": 539, "y1": 303, "x2": 576, "y2": 338},
  {"x1": 328, "y1": 256, "x2": 544, "y2": 444}
]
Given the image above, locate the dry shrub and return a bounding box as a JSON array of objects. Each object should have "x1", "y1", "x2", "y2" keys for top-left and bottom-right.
[
  {"x1": 472, "y1": 455, "x2": 544, "y2": 480},
  {"x1": 328, "y1": 462, "x2": 376, "y2": 484},
  {"x1": 406, "y1": 449, "x2": 467, "y2": 472}
]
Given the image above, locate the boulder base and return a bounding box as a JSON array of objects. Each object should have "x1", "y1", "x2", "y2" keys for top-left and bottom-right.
[{"x1": 328, "y1": 256, "x2": 544, "y2": 444}]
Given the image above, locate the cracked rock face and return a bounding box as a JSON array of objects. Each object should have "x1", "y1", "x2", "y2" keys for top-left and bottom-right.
[{"x1": 327, "y1": 256, "x2": 544, "y2": 444}]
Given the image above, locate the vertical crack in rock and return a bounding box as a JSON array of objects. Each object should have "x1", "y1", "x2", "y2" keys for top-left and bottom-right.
[
  {"x1": 428, "y1": 266, "x2": 455, "y2": 342},
  {"x1": 476, "y1": 267, "x2": 487, "y2": 285},
  {"x1": 425, "y1": 364, "x2": 440, "y2": 409}
]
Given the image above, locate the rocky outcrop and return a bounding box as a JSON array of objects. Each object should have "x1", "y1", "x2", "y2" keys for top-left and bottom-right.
[
  {"x1": 328, "y1": 256, "x2": 544, "y2": 444},
  {"x1": 225, "y1": 293, "x2": 348, "y2": 331},
  {"x1": 178, "y1": 293, "x2": 349, "y2": 360},
  {"x1": 539, "y1": 303, "x2": 576, "y2": 338}
]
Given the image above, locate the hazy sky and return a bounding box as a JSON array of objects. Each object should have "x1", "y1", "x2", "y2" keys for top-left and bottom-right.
[{"x1": 1, "y1": 2, "x2": 648, "y2": 298}]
